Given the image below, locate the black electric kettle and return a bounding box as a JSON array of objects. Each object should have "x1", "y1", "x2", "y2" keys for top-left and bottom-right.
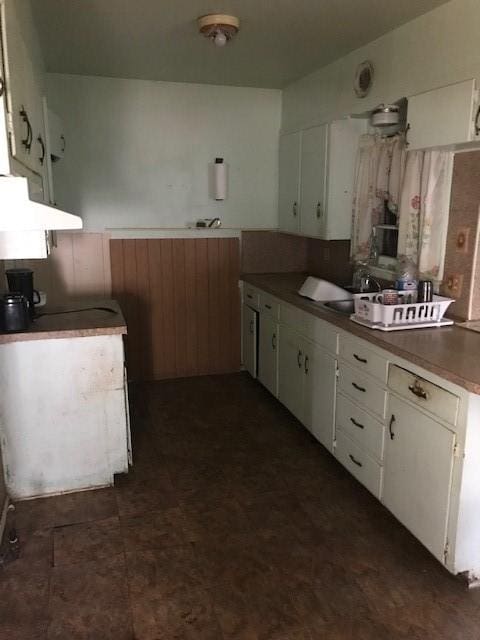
[{"x1": 0, "y1": 293, "x2": 30, "y2": 332}]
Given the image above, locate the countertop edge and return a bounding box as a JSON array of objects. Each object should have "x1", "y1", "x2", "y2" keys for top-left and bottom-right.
[{"x1": 0, "y1": 325, "x2": 127, "y2": 344}]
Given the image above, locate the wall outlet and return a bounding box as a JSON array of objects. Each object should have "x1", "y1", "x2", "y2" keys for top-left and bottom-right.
[
  {"x1": 456, "y1": 227, "x2": 470, "y2": 254},
  {"x1": 445, "y1": 273, "x2": 464, "y2": 297}
]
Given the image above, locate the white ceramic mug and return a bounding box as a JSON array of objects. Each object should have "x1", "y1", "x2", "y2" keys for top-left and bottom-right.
[{"x1": 378, "y1": 289, "x2": 399, "y2": 305}]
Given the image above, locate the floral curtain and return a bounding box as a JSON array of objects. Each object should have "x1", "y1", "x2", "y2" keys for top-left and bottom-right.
[
  {"x1": 350, "y1": 134, "x2": 406, "y2": 262},
  {"x1": 397, "y1": 150, "x2": 453, "y2": 280}
]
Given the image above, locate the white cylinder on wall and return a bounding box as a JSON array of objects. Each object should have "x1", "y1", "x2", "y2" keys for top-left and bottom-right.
[{"x1": 213, "y1": 157, "x2": 228, "y2": 201}]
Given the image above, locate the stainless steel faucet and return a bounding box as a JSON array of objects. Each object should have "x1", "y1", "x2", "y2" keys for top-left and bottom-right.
[
  {"x1": 353, "y1": 265, "x2": 382, "y2": 293},
  {"x1": 360, "y1": 274, "x2": 382, "y2": 293}
]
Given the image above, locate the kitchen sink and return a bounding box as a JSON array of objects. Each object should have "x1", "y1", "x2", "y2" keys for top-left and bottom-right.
[{"x1": 322, "y1": 299, "x2": 355, "y2": 315}]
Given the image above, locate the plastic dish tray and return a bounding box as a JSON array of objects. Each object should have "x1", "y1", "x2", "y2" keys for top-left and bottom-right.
[{"x1": 352, "y1": 292, "x2": 454, "y2": 327}]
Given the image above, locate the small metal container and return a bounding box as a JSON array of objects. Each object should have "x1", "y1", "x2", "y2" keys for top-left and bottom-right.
[{"x1": 417, "y1": 280, "x2": 433, "y2": 303}]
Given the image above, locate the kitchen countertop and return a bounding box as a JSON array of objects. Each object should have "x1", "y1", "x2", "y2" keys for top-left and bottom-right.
[
  {"x1": 242, "y1": 272, "x2": 480, "y2": 395},
  {"x1": 0, "y1": 299, "x2": 127, "y2": 344}
]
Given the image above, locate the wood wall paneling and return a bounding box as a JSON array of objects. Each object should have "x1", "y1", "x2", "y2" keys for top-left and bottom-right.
[{"x1": 110, "y1": 238, "x2": 241, "y2": 381}]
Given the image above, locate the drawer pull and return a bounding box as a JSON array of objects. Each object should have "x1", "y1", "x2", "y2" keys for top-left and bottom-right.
[
  {"x1": 408, "y1": 381, "x2": 429, "y2": 400},
  {"x1": 352, "y1": 382, "x2": 366, "y2": 393},
  {"x1": 247, "y1": 293, "x2": 253, "y2": 300},
  {"x1": 265, "y1": 304, "x2": 272, "y2": 310},
  {"x1": 297, "y1": 350, "x2": 303, "y2": 368},
  {"x1": 353, "y1": 353, "x2": 367, "y2": 364},
  {"x1": 389, "y1": 414, "x2": 396, "y2": 440},
  {"x1": 249, "y1": 320, "x2": 254, "y2": 334},
  {"x1": 350, "y1": 417, "x2": 364, "y2": 430},
  {"x1": 271, "y1": 333, "x2": 277, "y2": 350},
  {"x1": 349, "y1": 453, "x2": 363, "y2": 468}
]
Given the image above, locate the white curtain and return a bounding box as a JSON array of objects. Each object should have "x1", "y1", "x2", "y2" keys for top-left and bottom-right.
[
  {"x1": 397, "y1": 150, "x2": 453, "y2": 280},
  {"x1": 350, "y1": 134, "x2": 406, "y2": 262}
]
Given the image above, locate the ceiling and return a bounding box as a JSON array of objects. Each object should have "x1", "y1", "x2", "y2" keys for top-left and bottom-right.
[{"x1": 31, "y1": 0, "x2": 449, "y2": 89}]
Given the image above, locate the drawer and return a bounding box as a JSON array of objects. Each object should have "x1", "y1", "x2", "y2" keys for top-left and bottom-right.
[
  {"x1": 259, "y1": 292, "x2": 280, "y2": 320},
  {"x1": 338, "y1": 362, "x2": 387, "y2": 419},
  {"x1": 339, "y1": 334, "x2": 388, "y2": 383},
  {"x1": 388, "y1": 364, "x2": 459, "y2": 426},
  {"x1": 244, "y1": 285, "x2": 260, "y2": 309},
  {"x1": 336, "y1": 392, "x2": 385, "y2": 461},
  {"x1": 335, "y1": 429, "x2": 383, "y2": 499}
]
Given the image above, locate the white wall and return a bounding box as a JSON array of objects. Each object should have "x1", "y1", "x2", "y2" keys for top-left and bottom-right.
[
  {"x1": 282, "y1": 0, "x2": 480, "y2": 132},
  {"x1": 46, "y1": 74, "x2": 281, "y2": 231}
]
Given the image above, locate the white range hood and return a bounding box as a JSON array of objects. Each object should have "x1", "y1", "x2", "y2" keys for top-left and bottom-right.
[{"x1": 0, "y1": 175, "x2": 82, "y2": 231}]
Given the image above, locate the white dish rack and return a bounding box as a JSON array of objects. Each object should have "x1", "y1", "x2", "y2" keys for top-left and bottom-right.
[{"x1": 351, "y1": 292, "x2": 454, "y2": 331}]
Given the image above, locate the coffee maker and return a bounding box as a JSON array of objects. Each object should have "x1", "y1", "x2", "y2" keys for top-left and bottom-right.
[{"x1": 5, "y1": 268, "x2": 40, "y2": 319}]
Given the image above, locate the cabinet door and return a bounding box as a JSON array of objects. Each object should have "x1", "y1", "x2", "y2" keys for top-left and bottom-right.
[
  {"x1": 325, "y1": 118, "x2": 367, "y2": 240},
  {"x1": 1, "y1": 0, "x2": 45, "y2": 175},
  {"x1": 258, "y1": 314, "x2": 278, "y2": 396},
  {"x1": 303, "y1": 341, "x2": 336, "y2": 451},
  {"x1": 299, "y1": 125, "x2": 327, "y2": 238},
  {"x1": 242, "y1": 304, "x2": 257, "y2": 379},
  {"x1": 383, "y1": 395, "x2": 455, "y2": 562},
  {"x1": 278, "y1": 324, "x2": 304, "y2": 421},
  {"x1": 408, "y1": 79, "x2": 477, "y2": 150},
  {"x1": 278, "y1": 131, "x2": 301, "y2": 233}
]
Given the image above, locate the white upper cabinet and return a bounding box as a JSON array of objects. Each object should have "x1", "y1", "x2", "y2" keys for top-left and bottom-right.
[
  {"x1": 0, "y1": 0, "x2": 47, "y2": 177},
  {"x1": 299, "y1": 124, "x2": 327, "y2": 238},
  {"x1": 407, "y1": 79, "x2": 479, "y2": 150},
  {"x1": 279, "y1": 118, "x2": 366, "y2": 240},
  {"x1": 278, "y1": 131, "x2": 301, "y2": 233}
]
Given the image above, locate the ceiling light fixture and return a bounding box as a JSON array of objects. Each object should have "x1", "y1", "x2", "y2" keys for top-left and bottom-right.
[{"x1": 197, "y1": 14, "x2": 240, "y2": 47}]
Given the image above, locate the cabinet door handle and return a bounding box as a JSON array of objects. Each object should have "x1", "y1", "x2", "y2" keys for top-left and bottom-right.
[
  {"x1": 265, "y1": 304, "x2": 272, "y2": 310},
  {"x1": 304, "y1": 355, "x2": 309, "y2": 374},
  {"x1": 350, "y1": 417, "x2": 364, "y2": 430},
  {"x1": 353, "y1": 353, "x2": 367, "y2": 364},
  {"x1": 19, "y1": 106, "x2": 33, "y2": 152},
  {"x1": 247, "y1": 293, "x2": 253, "y2": 300},
  {"x1": 349, "y1": 454, "x2": 363, "y2": 468},
  {"x1": 37, "y1": 134, "x2": 46, "y2": 165},
  {"x1": 60, "y1": 134, "x2": 66, "y2": 154},
  {"x1": 249, "y1": 319, "x2": 254, "y2": 334},
  {"x1": 292, "y1": 201, "x2": 297, "y2": 217},
  {"x1": 352, "y1": 382, "x2": 366, "y2": 393},
  {"x1": 316, "y1": 202, "x2": 322, "y2": 219},
  {"x1": 408, "y1": 381, "x2": 428, "y2": 400},
  {"x1": 389, "y1": 414, "x2": 396, "y2": 440},
  {"x1": 475, "y1": 105, "x2": 480, "y2": 136},
  {"x1": 271, "y1": 333, "x2": 277, "y2": 350},
  {"x1": 297, "y1": 350, "x2": 303, "y2": 368}
]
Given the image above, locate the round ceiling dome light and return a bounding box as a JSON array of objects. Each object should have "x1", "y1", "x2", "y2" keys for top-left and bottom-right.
[{"x1": 197, "y1": 14, "x2": 240, "y2": 47}]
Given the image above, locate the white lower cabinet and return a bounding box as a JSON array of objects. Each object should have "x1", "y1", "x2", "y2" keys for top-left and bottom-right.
[
  {"x1": 258, "y1": 313, "x2": 279, "y2": 397},
  {"x1": 303, "y1": 342, "x2": 336, "y2": 451},
  {"x1": 278, "y1": 324, "x2": 304, "y2": 421},
  {"x1": 278, "y1": 324, "x2": 336, "y2": 450},
  {"x1": 242, "y1": 304, "x2": 257, "y2": 378},
  {"x1": 383, "y1": 395, "x2": 456, "y2": 562}
]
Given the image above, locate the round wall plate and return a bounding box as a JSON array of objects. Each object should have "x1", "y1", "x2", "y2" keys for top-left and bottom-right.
[{"x1": 354, "y1": 61, "x2": 374, "y2": 98}]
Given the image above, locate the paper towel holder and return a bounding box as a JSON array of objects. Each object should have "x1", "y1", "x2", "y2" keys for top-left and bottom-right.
[{"x1": 209, "y1": 157, "x2": 228, "y2": 201}]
